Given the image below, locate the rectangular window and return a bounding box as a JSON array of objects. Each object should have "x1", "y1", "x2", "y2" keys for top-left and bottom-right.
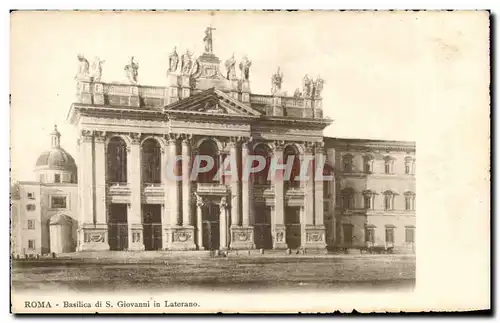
[
  {"x1": 28, "y1": 239, "x2": 35, "y2": 249},
  {"x1": 405, "y1": 227, "x2": 415, "y2": 243},
  {"x1": 364, "y1": 163, "x2": 371, "y2": 173},
  {"x1": 385, "y1": 227, "x2": 395, "y2": 243},
  {"x1": 343, "y1": 162, "x2": 352, "y2": 173},
  {"x1": 365, "y1": 228, "x2": 375, "y2": 243},
  {"x1": 405, "y1": 165, "x2": 410, "y2": 174},
  {"x1": 27, "y1": 219, "x2": 35, "y2": 230},
  {"x1": 27, "y1": 192, "x2": 35, "y2": 199},
  {"x1": 405, "y1": 197, "x2": 411, "y2": 210},
  {"x1": 344, "y1": 196, "x2": 354, "y2": 210},
  {"x1": 51, "y1": 196, "x2": 67, "y2": 209},
  {"x1": 385, "y1": 163, "x2": 390, "y2": 174},
  {"x1": 54, "y1": 174, "x2": 61, "y2": 183},
  {"x1": 323, "y1": 201, "x2": 329, "y2": 214},
  {"x1": 364, "y1": 195, "x2": 371, "y2": 209},
  {"x1": 384, "y1": 196, "x2": 391, "y2": 210}
]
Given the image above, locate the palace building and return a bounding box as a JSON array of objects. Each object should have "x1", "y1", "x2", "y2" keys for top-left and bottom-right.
[{"x1": 11, "y1": 30, "x2": 415, "y2": 255}]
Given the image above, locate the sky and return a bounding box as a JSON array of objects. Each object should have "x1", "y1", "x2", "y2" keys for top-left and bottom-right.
[{"x1": 10, "y1": 11, "x2": 427, "y2": 181}]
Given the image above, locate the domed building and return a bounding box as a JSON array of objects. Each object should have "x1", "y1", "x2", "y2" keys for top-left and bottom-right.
[{"x1": 11, "y1": 126, "x2": 79, "y2": 256}]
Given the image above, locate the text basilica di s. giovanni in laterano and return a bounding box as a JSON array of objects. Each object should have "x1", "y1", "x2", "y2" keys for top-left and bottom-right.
[{"x1": 11, "y1": 28, "x2": 415, "y2": 255}]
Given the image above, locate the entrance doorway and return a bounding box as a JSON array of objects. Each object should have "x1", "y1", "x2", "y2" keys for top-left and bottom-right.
[
  {"x1": 285, "y1": 206, "x2": 301, "y2": 249},
  {"x1": 108, "y1": 204, "x2": 128, "y2": 251},
  {"x1": 142, "y1": 204, "x2": 162, "y2": 251},
  {"x1": 254, "y1": 205, "x2": 272, "y2": 249},
  {"x1": 202, "y1": 204, "x2": 220, "y2": 250}
]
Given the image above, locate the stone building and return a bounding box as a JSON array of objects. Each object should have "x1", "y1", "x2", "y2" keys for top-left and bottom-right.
[
  {"x1": 11, "y1": 126, "x2": 79, "y2": 256},
  {"x1": 11, "y1": 29, "x2": 415, "y2": 255}
]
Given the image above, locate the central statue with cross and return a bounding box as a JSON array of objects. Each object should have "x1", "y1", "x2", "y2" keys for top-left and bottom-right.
[{"x1": 203, "y1": 25, "x2": 216, "y2": 54}]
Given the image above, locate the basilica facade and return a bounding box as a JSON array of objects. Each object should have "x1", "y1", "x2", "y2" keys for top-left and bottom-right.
[{"x1": 11, "y1": 31, "x2": 415, "y2": 255}]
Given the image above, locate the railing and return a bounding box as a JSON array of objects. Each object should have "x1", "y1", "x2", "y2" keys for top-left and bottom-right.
[
  {"x1": 108, "y1": 182, "x2": 130, "y2": 195},
  {"x1": 196, "y1": 182, "x2": 228, "y2": 194},
  {"x1": 283, "y1": 97, "x2": 304, "y2": 107},
  {"x1": 139, "y1": 86, "x2": 166, "y2": 98},
  {"x1": 143, "y1": 183, "x2": 164, "y2": 195},
  {"x1": 250, "y1": 95, "x2": 273, "y2": 105}
]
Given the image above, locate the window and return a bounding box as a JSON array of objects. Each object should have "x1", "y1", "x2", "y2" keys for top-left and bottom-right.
[
  {"x1": 342, "y1": 189, "x2": 355, "y2": 210},
  {"x1": 362, "y1": 190, "x2": 375, "y2": 210},
  {"x1": 51, "y1": 196, "x2": 67, "y2": 209},
  {"x1": 365, "y1": 227, "x2": 375, "y2": 243},
  {"x1": 384, "y1": 156, "x2": 395, "y2": 174},
  {"x1": 363, "y1": 155, "x2": 374, "y2": 174},
  {"x1": 405, "y1": 156, "x2": 415, "y2": 175},
  {"x1": 27, "y1": 192, "x2": 35, "y2": 199},
  {"x1": 26, "y1": 204, "x2": 36, "y2": 211},
  {"x1": 27, "y1": 220, "x2": 35, "y2": 230},
  {"x1": 405, "y1": 227, "x2": 415, "y2": 243},
  {"x1": 39, "y1": 174, "x2": 45, "y2": 183},
  {"x1": 384, "y1": 191, "x2": 395, "y2": 210},
  {"x1": 323, "y1": 201, "x2": 329, "y2": 214},
  {"x1": 54, "y1": 174, "x2": 61, "y2": 183},
  {"x1": 364, "y1": 195, "x2": 371, "y2": 209},
  {"x1": 405, "y1": 192, "x2": 416, "y2": 211},
  {"x1": 385, "y1": 227, "x2": 395, "y2": 243},
  {"x1": 28, "y1": 239, "x2": 35, "y2": 249},
  {"x1": 342, "y1": 154, "x2": 353, "y2": 173}
]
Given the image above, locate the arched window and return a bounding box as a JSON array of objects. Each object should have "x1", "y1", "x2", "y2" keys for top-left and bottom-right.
[
  {"x1": 383, "y1": 190, "x2": 396, "y2": 210},
  {"x1": 364, "y1": 155, "x2": 374, "y2": 174},
  {"x1": 107, "y1": 137, "x2": 128, "y2": 183},
  {"x1": 197, "y1": 140, "x2": 219, "y2": 184},
  {"x1": 284, "y1": 145, "x2": 301, "y2": 189},
  {"x1": 253, "y1": 144, "x2": 272, "y2": 185},
  {"x1": 142, "y1": 138, "x2": 161, "y2": 184},
  {"x1": 342, "y1": 154, "x2": 353, "y2": 173},
  {"x1": 384, "y1": 156, "x2": 395, "y2": 174},
  {"x1": 341, "y1": 188, "x2": 355, "y2": 210},
  {"x1": 404, "y1": 191, "x2": 416, "y2": 211}
]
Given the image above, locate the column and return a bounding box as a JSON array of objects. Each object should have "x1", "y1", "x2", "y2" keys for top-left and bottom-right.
[
  {"x1": 230, "y1": 138, "x2": 255, "y2": 249},
  {"x1": 303, "y1": 142, "x2": 315, "y2": 227},
  {"x1": 196, "y1": 196, "x2": 204, "y2": 250},
  {"x1": 219, "y1": 197, "x2": 228, "y2": 250},
  {"x1": 272, "y1": 141, "x2": 287, "y2": 249},
  {"x1": 181, "y1": 136, "x2": 192, "y2": 227},
  {"x1": 314, "y1": 143, "x2": 325, "y2": 227},
  {"x1": 128, "y1": 133, "x2": 144, "y2": 251},
  {"x1": 165, "y1": 134, "x2": 180, "y2": 227},
  {"x1": 229, "y1": 139, "x2": 240, "y2": 227},
  {"x1": 92, "y1": 130, "x2": 110, "y2": 250}
]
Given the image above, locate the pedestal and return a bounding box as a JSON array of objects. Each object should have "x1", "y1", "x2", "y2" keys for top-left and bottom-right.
[
  {"x1": 128, "y1": 223, "x2": 145, "y2": 251},
  {"x1": 165, "y1": 226, "x2": 196, "y2": 250},
  {"x1": 272, "y1": 224, "x2": 288, "y2": 249},
  {"x1": 77, "y1": 224, "x2": 110, "y2": 251},
  {"x1": 230, "y1": 226, "x2": 255, "y2": 250},
  {"x1": 303, "y1": 225, "x2": 327, "y2": 250}
]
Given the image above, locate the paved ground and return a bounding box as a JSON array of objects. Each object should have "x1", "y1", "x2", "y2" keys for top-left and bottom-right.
[{"x1": 11, "y1": 253, "x2": 415, "y2": 292}]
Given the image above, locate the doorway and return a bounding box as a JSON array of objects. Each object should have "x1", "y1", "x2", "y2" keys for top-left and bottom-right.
[
  {"x1": 254, "y1": 205, "x2": 272, "y2": 249},
  {"x1": 285, "y1": 206, "x2": 301, "y2": 249},
  {"x1": 108, "y1": 204, "x2": 128, "y2": 251},
  {"x1": 142, "y1": 204, "x2": 162, "y2": 251},
  {"x1": 202, "y1": 204, "x2": 220, "y2": 250}
]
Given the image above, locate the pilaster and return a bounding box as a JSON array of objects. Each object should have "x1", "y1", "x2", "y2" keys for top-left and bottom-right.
[
  {"x1": 302, "y1": 142, "x2": 315, "y2": 226},
  {"x1": 219, "y1": 197, "x2": 229, "y2": 250},
  {"x1": 94, "y1": 131, "x2": 107, "y2": 225}
]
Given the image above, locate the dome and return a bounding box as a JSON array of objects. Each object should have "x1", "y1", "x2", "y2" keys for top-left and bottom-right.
[
  {"x1": 35, "y1": 148, "x2": 76, "y2": 171},
  {"x1": 35, "y1": 125, "x2": 76, "y2": 172}
]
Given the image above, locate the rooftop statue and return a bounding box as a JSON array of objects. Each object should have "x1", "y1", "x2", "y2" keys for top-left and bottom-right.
[
  {"x1": 124, "y1": 56, "x2": 139, "y2": 84},
  {"x1": 169, "y1": 46, "x2": 179, "y2": 73},
  {"x1": 239, "y1": 56, "x2": 252, "y2": 81},
  {"x1": 91, "y1": 57, "x2": 105, "y2": 82},
  {"x1": 271, "y1": 67, "x2": 284, "y2": 94},
  {"x1": 313, "y1": 76, "x2": 325, "y2": 98},
  {"x1": 203, "y1": 26, "x2": 216, "y2": 54},
  {"x1": 181, "y1": 50, "x2": 194, "y2": 76},
  {"x1": 75, "y1": 54, "x2": 90, "y2": 80},
  {"x1": 225, "y1": 53, "x2": 237, "y2": 80},
  {"x1": 303, "y1": 74, "x2": 313, "y2": 97}
]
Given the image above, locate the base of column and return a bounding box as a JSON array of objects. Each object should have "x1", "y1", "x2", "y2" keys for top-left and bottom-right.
[
  {"x1": 302, "y1": 225, "x2": 327, "y2": 250},
  {"x1": 77, "y1": 224, "x2": 110, "y2": 251},
  {"x1": 272, "y1": 224, "x2": 288, "y2": 249},
  {"x1": 230, "y1": 226, "x2": 255, "y2": 249},
  {"x1": 128, "y1": 224, "x2": 145, "y2": 251},
  {"x1": 165, "y1": 226, "x2": 197, "y2": 250}
]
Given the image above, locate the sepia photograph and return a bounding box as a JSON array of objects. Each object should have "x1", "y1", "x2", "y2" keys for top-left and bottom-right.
[{"x1": 9, "y1": 10, "x2": 489, "y2": 314}]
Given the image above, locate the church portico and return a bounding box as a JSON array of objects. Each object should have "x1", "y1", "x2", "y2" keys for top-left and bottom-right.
[{"x1": 69, "y1": 27, "x2": 331, "y2": 253}]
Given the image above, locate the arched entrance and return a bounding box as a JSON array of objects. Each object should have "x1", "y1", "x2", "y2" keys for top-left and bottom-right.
[{"x1": 107, "y1": 137, "x2": 128, "y2": 183}]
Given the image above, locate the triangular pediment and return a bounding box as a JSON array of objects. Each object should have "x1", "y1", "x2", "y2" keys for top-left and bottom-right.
[{"x1": 164, "y1": 88, "x2": 261, "y2": 118}]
